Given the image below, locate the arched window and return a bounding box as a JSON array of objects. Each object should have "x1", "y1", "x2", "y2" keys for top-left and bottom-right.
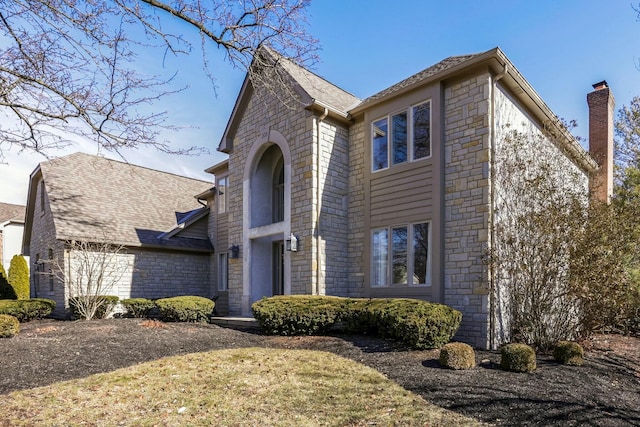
[{"x1": 272, "y1": 159, "x2": 284, "y2": 223}]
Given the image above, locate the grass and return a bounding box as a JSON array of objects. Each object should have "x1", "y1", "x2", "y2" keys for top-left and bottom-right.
[{"x1": 0, "y1": 348, "x2": 482, "y2": 426}]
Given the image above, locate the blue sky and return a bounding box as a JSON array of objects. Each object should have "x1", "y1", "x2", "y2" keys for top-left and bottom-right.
[{"x1": 1, "y1": 0, "x2": 639, "y2": 205}]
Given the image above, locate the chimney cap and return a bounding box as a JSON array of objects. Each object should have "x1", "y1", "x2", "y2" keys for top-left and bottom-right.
[{"x1": 592, "y1": 80, "x2": 608, "y2": 90}]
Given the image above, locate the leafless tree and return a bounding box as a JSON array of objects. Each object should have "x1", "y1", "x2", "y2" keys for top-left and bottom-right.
[
  {"x1": 0, "y1": 0, "x2": 317, "y2": 160},
  {"x1": 48, "y1": 239, "x2": 129, "y2": 320}
]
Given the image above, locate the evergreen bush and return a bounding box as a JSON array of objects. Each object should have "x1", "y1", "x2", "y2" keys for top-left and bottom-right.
[
  {"x1": 121, "y1": 298, "x2": 157, "y2": 318},
  {"x1": 0, "y1": 262, "x2": 16, "y2": 299},
  {"x1": 0, "y1": 298, "x2": 56, "y2": 321},
  {"x1": 7, "y1": 255, "x2": 30, "y2": 300},
  {"x1": 439, "y1": 342, "x2": 476, "y2": 370},
  {"x1": 553, "y1": 341, "x2": 584, "y2": 366},
  {"x1": 252, "y1": 295, "x2": 348, "y2": 335},
  {"x1": 155, "y1": 296, "x2": 214, "y2": 323},
  {"x1": 0, "y1": 314, "x2": 19, "y2": 338},
  {"x1": 252, "y1": 296, "x2": 462, "y2": 349},
  {"x1": 500, "y1": 343, "x2": 537, "y2": 373}
]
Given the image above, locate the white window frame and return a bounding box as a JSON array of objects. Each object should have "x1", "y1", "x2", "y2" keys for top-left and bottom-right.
[
  {"x1": 217, "y1": 175, "x2": 228, "y2": 214},
  {"x1": 217, "y1": 252, "x2": 229, "y2": 291},
  {"x1": 370, "y1": 221, "x2": 431, "y2": 287},
  {"x1": 371, "y1": 99, "x2": 432, "y2": 172}
]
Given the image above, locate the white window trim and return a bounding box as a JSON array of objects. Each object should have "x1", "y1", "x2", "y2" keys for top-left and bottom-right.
[
  {"x1": 217, "y1": 252, "x2": 229, "y2": 291},
  {"x1": 217, "y1": 175, "x2": 228, "y2": 214},
  {"x1": 371, "y1": 99, "x2": 432, "y2": 173},
  {"x1": 370, "y1": 221, "x2": 432, "y2": 287}
]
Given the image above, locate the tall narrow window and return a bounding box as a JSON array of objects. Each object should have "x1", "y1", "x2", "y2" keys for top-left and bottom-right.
[
  {"x1": 40, "y1": 182, "x2": 45, "y2": 213},
  {"x1": 48, "y1": 248, "x2": 54, "y2": 292},
  {"x1": 218, "y1": 252, "x2": 229, "y2": 291},
  {"x1": 413, "y1": 223, "x2": 429, "y2": 285},
  {"x1": 372, "y1": 118, "x2": 388, "y2": 171},
  {"x1": 371, "y1": 228, "x2": 388, "y2": 287},
  {"x1": 217, "y1": 176, "x2": 227, "y2": 214},
  {"x1": 35, "y1": 253, "x2": 40, "y2": 292},
  {"x1": 392, "y1": 226, "x2": 408, "y2": 284},
  {"x1": 413, "y1": 101, "x2": 431, "y2": 159},
  {"x1": 392, "y1": 111, "x2": 408, "y2": 165},
  {"x1": 272, "y1": 160, "x2": 284, "y2": 223}
]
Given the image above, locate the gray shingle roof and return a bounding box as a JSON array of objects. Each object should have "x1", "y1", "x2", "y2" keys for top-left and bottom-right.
[
  {"x1": 0, "y1": 203, "x2": 25, "y2": 224},
  {"x1": 278, "y1": 57, "x2": 361, "y2": 115},
  {"x1": 354, "y1": 53, "x2": 485, "y2": 111},
  {"x1": 40, "y1": 153, "x2": 212, "y2": 251}
]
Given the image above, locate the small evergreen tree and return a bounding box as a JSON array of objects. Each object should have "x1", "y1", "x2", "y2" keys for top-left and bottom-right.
[
  {"x1": 0, "y1": 262, "x2": 16, "y2": 300},
  {"x1": 8, "y1": 255, "x2": 30, "y2": 300}
]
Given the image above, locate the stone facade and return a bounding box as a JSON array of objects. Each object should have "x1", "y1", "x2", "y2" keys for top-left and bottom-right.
[
  {"x1": 207, "y1": 48, "x2": 599, "y2": 349},
  {"x1": 443, "y1": 73, "x2": 492, "y2": 349}
]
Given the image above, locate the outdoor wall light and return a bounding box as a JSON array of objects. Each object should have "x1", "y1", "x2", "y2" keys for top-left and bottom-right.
[
  {"x1": 285, "y1": 233, "x2": 298, "y2": 252},
  {"x1": 230, "y1": 245, "x2": 240, "y2": 259}
]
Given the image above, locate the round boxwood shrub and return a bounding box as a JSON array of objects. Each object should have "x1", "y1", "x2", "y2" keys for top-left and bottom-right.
[
  {"x1": 0, "y1": 314, "x2": 19, "y2": 338},
  {"x1": 553, "y1": 341, "x2": 584, "y2": 366},
  {"x1": 0, "y1": 298, "x2": 56, "y2": 321},
  {"x1": 155, "y1": 296, "x2": 215, "y2": 323},
  {"x1": 439, "y1": 342, "x2": 476, "y2": 370},
  {"x1": 501, "y1": 343, "x2": 537, "y2": 373},
  {"x1": 252, "y1": 295, "x2": 347, "y2": 335},
  {"x1": 121, "y1": 298, "x2": 156, "y2": 318}
]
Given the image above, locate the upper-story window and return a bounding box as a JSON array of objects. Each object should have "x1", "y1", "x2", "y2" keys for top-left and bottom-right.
[
  {"x1": 272, "y1": 160, "x2": 284, "y2": 223},
  {"x1": 372, "y1": 100, "x2": 431, "y2": 171},
  {"x1": 217, "y1": 176, "x2": 227, "y2": 214}
]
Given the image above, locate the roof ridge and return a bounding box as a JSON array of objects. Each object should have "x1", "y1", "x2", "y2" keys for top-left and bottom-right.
[{"x1": 44, "y1": 152, "x2": 211, "y2": 185}]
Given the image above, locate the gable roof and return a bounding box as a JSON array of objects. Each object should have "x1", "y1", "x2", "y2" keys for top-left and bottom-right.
[
  {"x1": 352, "y1": 53, "x2": 485, "y2": 112},
  {"x1": 24, "y1": 153, "x2": 213, "y2": 252},
  {"x1": 218, "y1": 53, "x2": 360, "y2": 153},
  {"x1": 0, "y1": 203, "x2": 25, "y2": 224}
]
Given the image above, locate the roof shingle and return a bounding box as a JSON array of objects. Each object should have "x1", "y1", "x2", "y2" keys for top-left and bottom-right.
[{"x1": 39, "y1": 153, "x2": 212, "y2": 250}]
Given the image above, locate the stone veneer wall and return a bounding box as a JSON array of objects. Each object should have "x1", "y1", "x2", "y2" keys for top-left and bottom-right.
[
  {"x1": 225, "y1": 88, "x2": 317, "y2": 315},
  {"x1": 443, "y1": 73, "x2": 492, "y2": 349},
  {"x1": 347, "y1": 120, "x2": 366, "y2": 297},
  {"x1": 317, "y1": 118, "x2": 351, "y2": 296},
  {"x1": 29, "y1": 179, "x2": 67, "y2": 315}
]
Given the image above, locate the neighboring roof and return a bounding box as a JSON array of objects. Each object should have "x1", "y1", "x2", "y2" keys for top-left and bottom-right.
[
  {"x1": 24, "y1": 153, "x2": 213, "y2": 252},
  {"x1": 0, "y1": 203, "x2": 25, "y2": 224}
]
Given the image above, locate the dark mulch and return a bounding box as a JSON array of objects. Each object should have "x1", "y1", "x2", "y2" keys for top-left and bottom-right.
[{"x1": 2, "y1": 319, "x2": 640, "y2": 426}]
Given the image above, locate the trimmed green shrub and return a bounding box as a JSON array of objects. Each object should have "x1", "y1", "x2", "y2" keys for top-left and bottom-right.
[
  {"x1": 501, "y1": 343, "x2": 537, "y2": 373},
  {"x1": 252, "y1": 295, "x2": 348, "y2": 335},
  {"x1": 0, "y1": 262, "x2": 16, "y2": 299},
  {"x1": 252, "y1": 296, "x2": 462, "y2": 349},
  {"x1": 121, "y1": 298, "x2": 156, "y2": 318},
  {"x1": 155, "y1": 296, "x2": 215, "y2": 323},
  {"x1": 69, "y1": 295, "x2": 119, "y2": 319},
  {"x1": 8, "y1": 255, "x2": 30, "y2": 300},
  {"x1": 553, "y1": 341, "x2": 584, "y2": 366},
  {"x1": 0, "y1": 314, "x2": 19, "y2": 338},
  {"x1": 439, "y1": 342, "x2": 476, "y2": 370},
  {"x1": 0, "y1": 298, "x2": 56, "y2": 321}
]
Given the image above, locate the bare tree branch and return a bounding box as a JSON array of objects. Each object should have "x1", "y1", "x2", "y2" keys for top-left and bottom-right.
[{"x1": 0, "y1": 0, "x2": 318, "y2": 160}]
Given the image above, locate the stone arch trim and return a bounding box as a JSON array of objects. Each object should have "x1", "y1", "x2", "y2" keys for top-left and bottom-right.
[{"x1": 243, "y1": 129, "x2": 292, "y2": 181}]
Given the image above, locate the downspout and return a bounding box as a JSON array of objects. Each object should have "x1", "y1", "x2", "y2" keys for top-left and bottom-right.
[
  {"x1": 315, "y1": 107, "x2": 329, "y2": 296},
  {"x1": 489, "y1": 63, "x2": 507, "y2": 349}
]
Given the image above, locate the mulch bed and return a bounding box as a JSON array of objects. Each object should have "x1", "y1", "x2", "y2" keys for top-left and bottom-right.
[{"x1": 2, "y1": 318, "x2": 639, "y2": 426}]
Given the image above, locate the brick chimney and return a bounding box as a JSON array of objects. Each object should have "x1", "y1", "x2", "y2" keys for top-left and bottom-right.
[{"x1": 587, "y1": 80, "x2": 615, "y2": 203}]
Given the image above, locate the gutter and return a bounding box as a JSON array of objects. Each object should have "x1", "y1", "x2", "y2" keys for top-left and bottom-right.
[{"x1": 489, "y1": 63, "x2": 508, "y2": 350}]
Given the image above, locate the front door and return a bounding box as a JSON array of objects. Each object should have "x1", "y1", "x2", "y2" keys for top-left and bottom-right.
[{"x1": 272, "y1": 241, "x2": 284, "y2": 296}]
